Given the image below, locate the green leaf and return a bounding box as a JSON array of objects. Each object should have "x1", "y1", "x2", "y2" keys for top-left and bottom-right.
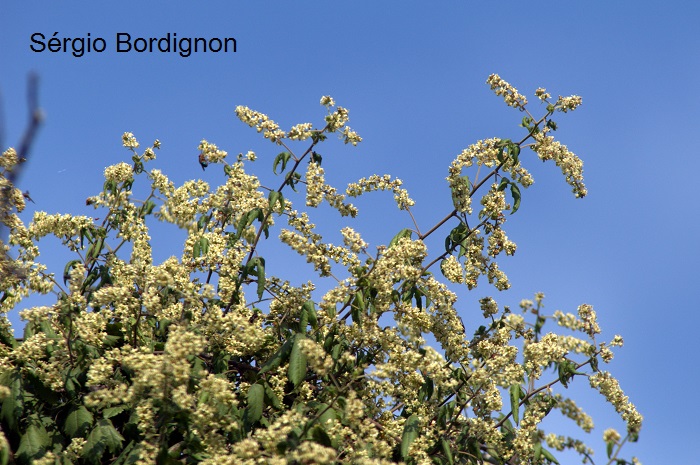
[
  {"x1": 87, "y1": 237, "x2": 104, "y2": 261},
  {"x1": 508, "y1": 142, "x2": 520, "y2": 165},
  {"x1": 303, "y1": 300, "x2": 318, "y2": 328},
  {"x1": 540, "y1": 446, "x2": 560, "y2": 464},
  {"x1": 63, "y1": 259, "x2": 82, "y2": 285},
  {"x1": 102, "y1": 406, "x2": 126, "y2": 420},
  {"x1": 310, "y1": 425, "x2": 332, "y2": 447},
  {"x1": 497, "y1": 177, "x2": 509, "y2": 192},
  {"x1": 510, "y1": 183, "x2": 521, "y2": 214},
  {"x1": 268, "y1": 191, "x2": 285, "y2": 214},
  {"x1": 264, "y1": 382, "x2": 282, "y2": 410},
  {"x1": 389, "y1": 228, "x2": 412, "y2": 249},
  {"x1": 199, "y1": 236, "x2": 210, "y2": 256},
  {"x1": 197, "y1": 215, "x2": 208, "y2": 231},
  {"x1": 273, "y1": 151, "x2": 291, "y2": 174},
  {"x1": 606, "y1": 440, "x2": 614, "y2": 458},
  {"x1": 0, "y1": 370, "x2": 22, "y2": 431},
  {"x1": 112, "y1": 440, "x2": 140, "y2": 465},
  {"x1": 259, "y1": 337, "x2": 294, "y2": 374},
  {"x1": 589, "y1": 355, "x2": 599, "y2": 372},
  {"x1": 244, "y1": 383, "x2": 264, "y2": 428},
  {"x1": 99, "y1": 419, "x2": 124, "y2": 454},
  {"x1": 316, "y1": 403, "x2": 337, "y2": 424},
  {"x1": 255, "y1": 257, "x2": 266, "y2": 300},
  {"x1": 509, "y1": 384, "x2": 522, "y2": 426},
  {"x1": 0, "y1": 441, "x2": 7, "y2": 465},
  {"x1": 16, "y1": 422, "x2": 50, "y2": 462},
  {"x1": 288, "y1": 334, "x2": 308, "y2": 387},
  {"x1": 64, "y1": 405, "x2": 94, "y2": 438},
  {"x1": 440, "y1": 437, "x2": 454, "y2": 465},
  {"x1": 401, "y1": 414, "x2": 421, "y2": 460}
]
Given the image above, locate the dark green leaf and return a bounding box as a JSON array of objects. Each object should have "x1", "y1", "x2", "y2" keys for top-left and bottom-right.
[
  {"x1": 310, "y1": 425, "x2": 332, "y2": 447},
  {"x1": 264, "y1": 382, "x2": 282, "y2": 410},
  {"x1": 244, "y1": 383, "x2": 264, "y2": 428},
  {"x1": 97, "y1": 419, "x2": 124, "y2": 454},
  {"x1": 0, "y1": 370, "x2": 22, "y2": 430},
  {"x1": 16, "y1": 423, "x2": 50, "y2": 462},
  {"x1": 64, "y1": 405, "x2": 94, "y2": 438},
  {"x1": 440, "y1": 437, "x2": 454, "y2": 465},
  {"x1": 259, "y1": 337, "x2": 294, "y2": 374},
  {"x1": 102, "y1": 406, "x2": 127, "y2": 420},
  {"x1": 63, "y1": 260, "x2": 82, "y2": 285}
]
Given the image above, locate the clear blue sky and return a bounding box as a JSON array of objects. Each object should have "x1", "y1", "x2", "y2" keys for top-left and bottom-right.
[{"x1": 3, "y1": 2, "x2": 699, "y2": 463}]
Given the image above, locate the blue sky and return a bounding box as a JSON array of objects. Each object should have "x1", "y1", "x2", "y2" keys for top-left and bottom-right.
[{"x1": 3, "y1": 2, "x2": 699, "y2": 463}]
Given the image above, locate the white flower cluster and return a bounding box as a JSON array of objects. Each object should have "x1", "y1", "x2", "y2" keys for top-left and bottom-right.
[
  {"x1": 486, "y1": 74, "x2": 528, "y2": 110},
  {"x1": 346, "y1": 174, "x2": 415, "y2": 210},
  {"x1": 532, "y1": 129, "x2": 587, "y2": 198},
  {"x1": 235, "y1": 105, "x2": 286, "y2": 143},
  {"x1": 556, "y1": 95, "x2": 583, "y2": 113},
  {"x1": 198, "y1": 140, "x2": 228, "y2": 165}
]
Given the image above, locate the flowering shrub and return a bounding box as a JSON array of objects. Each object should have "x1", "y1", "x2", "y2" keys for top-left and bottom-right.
[{"x1": 0, "y1": 75, "x2": 641, "y2": 464}]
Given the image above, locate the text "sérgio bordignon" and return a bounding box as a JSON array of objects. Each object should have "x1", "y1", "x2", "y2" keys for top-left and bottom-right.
[{"x1": 30, "y1": 32, "x2": 237, "y2": 58}]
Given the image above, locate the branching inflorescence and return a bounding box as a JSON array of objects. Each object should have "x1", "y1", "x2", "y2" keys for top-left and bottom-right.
[{"x1": 0, "y1": 75, "x2": 641, "y2": 465}]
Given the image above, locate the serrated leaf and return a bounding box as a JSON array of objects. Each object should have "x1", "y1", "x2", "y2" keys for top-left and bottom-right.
[
  {"x1": 16, "y1": 423, "x2": 50, "y2": 462},
  {"x1": 401, "y1": 414, "x2": 421, "y2": 460},
  {"x1": 102, "y1": 406, "x2": 126, "y2": 420},
  {"x1": 64, "y1": 405, "x2": 94, "y2": 437},
  {"x1": 288, "y1": 334, "x2": 308, "y2": 387},
  {"x1": 98, "y1": 419, "x2": 124, "y2": 454},
  {"x1": 244, "y1": 384, "x2": 264, "y2": 428}
]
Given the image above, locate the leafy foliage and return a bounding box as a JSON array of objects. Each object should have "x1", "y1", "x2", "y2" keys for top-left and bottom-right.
[{"x1": 0, "y1": 76, "x2": 641, "y2": 464}]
